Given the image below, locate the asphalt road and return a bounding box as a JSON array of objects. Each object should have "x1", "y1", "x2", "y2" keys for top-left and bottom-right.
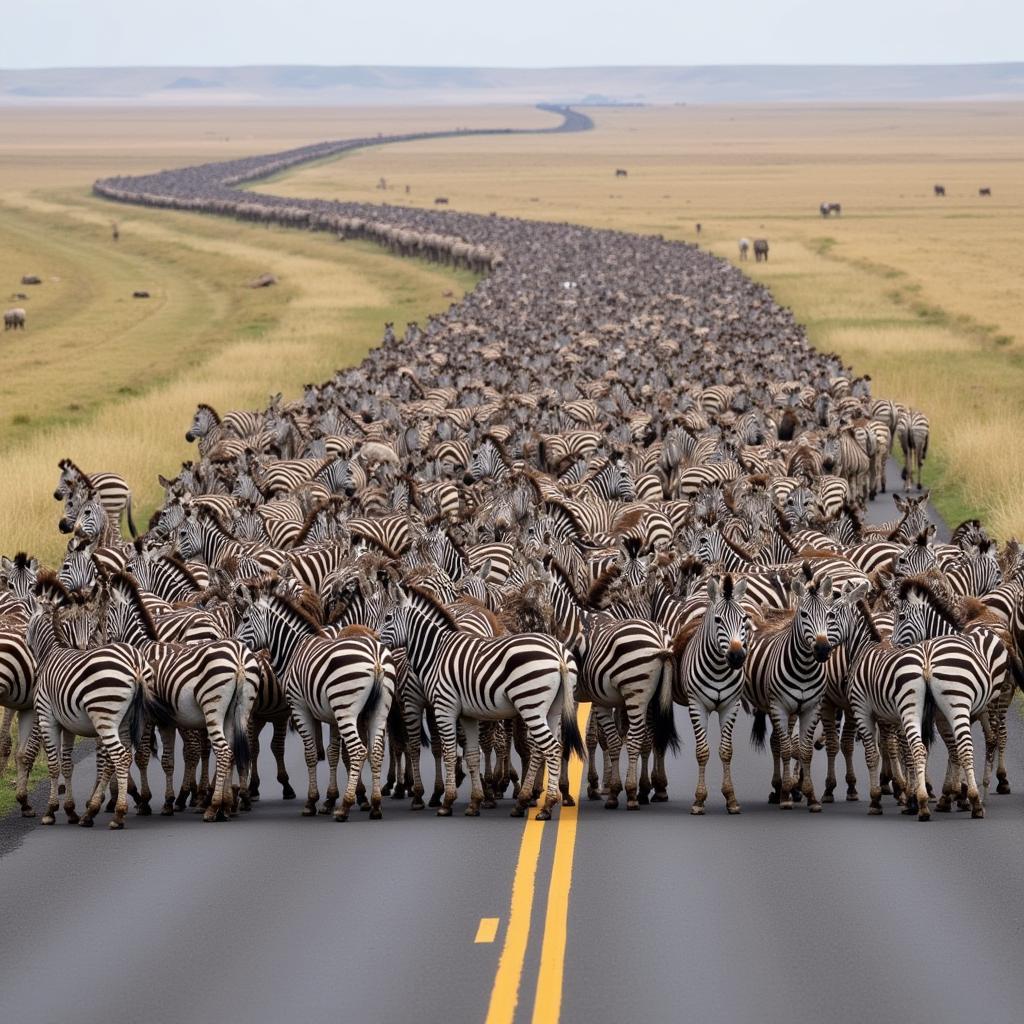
[{"x1": 2, "y1": 463, "x2": 1020, "y2": 1024}]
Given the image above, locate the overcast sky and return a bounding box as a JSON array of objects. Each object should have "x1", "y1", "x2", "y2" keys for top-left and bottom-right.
[{"x1": 2, "y1": 0, "x2": 1020, "y2": 68}]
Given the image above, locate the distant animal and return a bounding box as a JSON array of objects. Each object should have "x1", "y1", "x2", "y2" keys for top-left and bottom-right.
[
  {"x1": 132, "y1": 290, "x2": 150, "y2": 299},
  {"x1": 820, "y1": 202, "x2": 842, "y2": 217},
  {"x1": 20, "y1": 275, "x2": 41, "y2": 286},
  {"x1": 738, "y1": 238, "x2": 750, "y2": 261},
  {"x1": 979, "y1": 187, "x2": 991, "y2": 197},
  {"x1": 753, "y1": 239, "x2": 769, "y2": 263},
  {"x1": 248, "y1": 273, "x2": 277, "y2": 289},
  {"x1": 695, "y1": 223, "x2": 702, "y2": 236},
  {"x1": 615, "y1": 169, "x2": 628, "y2": 177},
  {"x1": 434, "y1": 197, "x2": 449, "y2": 205},
  {"x1": 12, "y1": 292, "x2": 27, "y2": 300},
  {"x1": 4, "y1": 308, "x2": 26, "y2": 330},
  {"x1": 934, "y1": 185, "x2": 945, "y2": 197},
  {"x1": 111, "y1": 222, "x2": 119, "y2": 242}
]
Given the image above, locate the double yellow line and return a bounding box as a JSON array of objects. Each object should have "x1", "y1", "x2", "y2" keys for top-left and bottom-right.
[{"x1": 484, "y1": 704, "x2": 590, "y2": 1024}]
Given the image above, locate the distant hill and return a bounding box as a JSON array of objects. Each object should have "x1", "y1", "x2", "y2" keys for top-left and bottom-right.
[{"x1": 2, "y1": 64, "x2": 1023, "y2": 105}]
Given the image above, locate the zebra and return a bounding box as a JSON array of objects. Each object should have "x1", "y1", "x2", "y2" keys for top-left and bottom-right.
[
  {"x1": 890, "y1": 579, "x2": 1015, "y2": 816},
  {"x1": 674, "y1": 574, "x2": 752, "y2": 814},
  {"x1": 234, "y1": 580, "x2": 395, "y2": 821},
  {"x1": 836, "y1": 585, "x2": 932, "y2": 820},
  {"x1": 103, "y1": 572, "x2": 257, "y2": 821},
  {"x1": 0, "y1": 625, "x2": 38, "y2": 816},
  {"x1": 54, "y1": 459, "x2": 136, "y2": 540},
  {"x1": 536, "y1": 558, "x2": 678, "y2": 810},
  {"x1": 174, "y1": 506, "x2": 285, "y2": 576},
  {"x1": 896, "y1": 408, "x2": 929, "y2": 491},
  {"x1": 379, "y1": 583, "x2": 583, "y2": 819},
  {"x1": 27, "y1": 574, "x2": 151, "y2": 828},
  {"x1": 744, "y1": 573, "x2": 839, "y2": 811}
]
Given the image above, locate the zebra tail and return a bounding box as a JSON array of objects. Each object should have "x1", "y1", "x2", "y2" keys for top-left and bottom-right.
[
  {"x1": 558, "y1": 659, "x2": 586, "y2": 762},
  {"x1": 922, "y1": 687, "x2": 937, "y2": 749},
  {"x1": 126, "y1": 495, "x2": 138, "y2": 539},
  {"x1": 145, "y1": 692, "x2": 176, "y2": 731},
  {"x1": 356, "y1": 668, "x2": 385, "y2": 747},
  {"x1": 229, "y1": 669, "x2": 252, "y2": 778},
  {"x1": 750, "y1": 709, "x2": 768, "y2": 752},
  {"x1": 126, "y1": 681, "x2": 147, "y2": 750},
  {"x1": 651, "y1": 651, "x2": 680, "y2": 756},
  {"x1": 1009, "y1": 649, "x2": 1024, "y2": 693}
]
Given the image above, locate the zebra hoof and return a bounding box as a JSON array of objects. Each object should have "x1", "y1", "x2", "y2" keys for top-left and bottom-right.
[
  {"x1": 381, "y1": 784, "x2": 393, "y2": 797},
  {"x1": 604, "y1": 798, "x2": 619, "y2": 810},
  {"x1": 41, "y1": 815, "x2": 56, "y2": 826},
  {"x1": 808, "y1": 802, "x2": 822, "y2": 813},
  {"x1": 436, "y1": 806, "x2": 453, "y2": 817},
  {"x1": 108, "y1": 819, "x2": 125, "y2": 830},
  {"x1": 161, "y1": 803, "x2": 175, "y2": 816},
  {"x1": 301, "y1": 805, "x2": 316, "y2": 817},
  {"x1": 333, "y1": 812, "x2": 349, "y2": 823},
  {"x1": 560, "y1": 795, "x2": 575, "y2": 807},
  {"x1": 535, "y1": 808, "x2": 552, "y2": 821},
  {"x1": 77, "y1": 816, "x2": 92, "y2": 828},
  {"x1": 482, "y1": 799, "x2": 497, "y2": 809},
  {"x1": 369, "y1": 808, "x2": 383, "y2": 820},
  {"x1": 846, "y1": 791, "x2": 860, "y2": 802},
  {"x1": 780, "y1": 802, "x2": 794, "y2": 810},
  {"x1": 428, "y1": 792, "x2": 442, "y2": 808},
  {"x1": 690, "y1": 804, "x2": 705, "y2": 816},
  {"x1": 996, "y1": 781, "x2": 1011, "y2": 795},
  {"x1": 282, "y1": 783, "x2": 297, "y2": 800},
  {"x1": 638, "y1": 792, "x2": 650, "y2": 805},
  {"x1": 410, "y1": 799, "x2": 425, "y2": 811},
  {"x1": 137, "y1": 803, "x2": 152, "y2": 817},
  {"x1": 971, "y1": 806, "x2": 985, "y2": 819},
  {"x1": 66, "y1": 812, "x2": 80, "y2": 825},
  {"x1": 586, "y1": 787, "x2": 601, "y2": 801},
  {"x1": 868, "y1": 805, "x2": 883, "y2": 816},
  {"x1": 651, "y1": 791, "x2": 669, "y2": 803},
  {"x1": 464, "y1": 807, "x2": 480, "y2": 817},
  {"x1": 626, "y1": 800, "x2": 640, "y2": 811},
  {"x1": 727, "y1": 804, "x2": 742, "y2": 815},
  {"x1": 768, "y1": 792, "x2": 780, "y2": 805},
  {"x1": 917, "y1": 811, "x2": 932, "y2": 822},
  {"x1": 510, "y1": 806, "x2": 525, "y2": 818},
  {"x1": 821, "y1": 792, "x2": 835, "y2": 804},
  {"x1": 20, "y1": 807, "x2": 35, "y2": 818}
]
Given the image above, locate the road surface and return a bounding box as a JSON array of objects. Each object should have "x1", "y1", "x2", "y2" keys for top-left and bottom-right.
[{"x1": 2, "y1": 465, "x2": 1021, "y2": 1024}]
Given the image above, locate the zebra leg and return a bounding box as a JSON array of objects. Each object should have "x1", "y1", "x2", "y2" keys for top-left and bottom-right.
[
  {"x1": 14, "y1": 712, "x2": 40, "y2": 817},
  {"x1": 638, "y1": 722, "x2": 652, "y2": 805},
  {"x1": 367, "y1": 727, "x2": 387, "y2": 820},
  {"x1": 595, "y1": 707, "x2": 623, "y2": 809},
  {"x1": 0, "y1": 705, "x2": 14, "y2": 778},
  {"x1": 176, "y1": 729, "x2": 198, "y2": 811},
  {"x1": 934, "y1": 716, "x2": 959, "y2": 812},
  {"x1": 435, "y1": 712, "x2": 461, "y2": 817},
  {"x1": 61, "y1": 729, "x2": 80, "y2": 824},
  {"x1": 995, "y1": 689, "x2": 1011, "y2": 794},
  {"x1": 652, "y1": 746, "x2": 669, "y2": 802},
  {"x1": 248, "y1": 718, "x2": 263, "y2": 800},
  {"x1": 980, "y1": 709, "x2": 996, "y2": 796},
  {"x1": 950, "y1": 713, "x2": 984, "y2": 818},
  {"x1": 319, "y1": 725, "x2": 341, "y2": 814},
  {"x1": 133, "y1": 721, "x2": 153, "y2": 815},
  {"x1": 820, "y1": 700, "x2": 840, "y2": 803},
  {"x1": 462, "y1": 718, "x2": 484, "y2": 817},
  {"x1": 487, "y1": 721, "x2": 509, "y2": 806},
  {"x1": 513, "y1": 746, "x2": 542, "y2": 818},
  {"x1": 203, "y1": 733, "x2": 234, "y2": 823},
  {"x1": 536, "y1": 714, "x2": 564, "y2": 822},
  {"x1": 160, "y1": 725, "x2": 178, "y2": 814},
  {"x1": 767, "y1": 725, "x2": 782, "y2": 804},
  {"x1": 39, "y1": 707, "x2": 62, "y2": 826},
  {"x1": 720, "y1": 701, "x2": 742, "y2": 814},
  {"x1": 687, "y1": 702, "x2": 711, "y2": 815},
  {"x1": 82, "y1": 742, "x2": 112, "y2": 827},
  {"x1": 314, "y1": 722, "x2": 326, "y2": 762},
  {"x1": 840, "y1": 712, "x2": 859, "y2": 801},
  {"x1": 335, "y1": 718, "x2": 367, "y2": 822},
  {"x1": 622, "y1": 703, "x2": 648, "y2": 811},
  {"x1": 585, "y1": 714, "x2": 601, "y2": 800},
  {"x1": 403, "y1": 700, "x2": 426, "y2": 810},
  {"x1": 882, "y1": 727, "x2": 907, "y2": 803},
  {"x1": 429, "y1": 711, "x2": 446, "y2": 808},
  {"x1": 383, "y1": 739, "x2": 397, "y2": 797},
  {"x1": 859, "y1": 720, "x2": 884, "y2": 815},
  {"x1": 768, "y1": 708, "x2": 794, "y2": 808},
  {"x1": 796, "y1": 708, "x2": 822, "y2": 812},
  {"x1": 271, "y1": 716, "x2": 295, "y2": 799},
  {"x1": 478, "y1": 721, "x2": 495, "y2": 809},
  {"x1": 290, "y1": 707, "x2": 321, "y2": 816},
  {"x1": 108, "y1": 739, "x2": 133, "y2": 830}
]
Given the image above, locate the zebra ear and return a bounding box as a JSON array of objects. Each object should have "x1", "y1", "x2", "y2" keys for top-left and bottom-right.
[
  {"x1": 845, "y1": 581, "x2": 869, "y2": 604},
  {"x1": 791, "y1": 575, "x2": 806, "y2": 598},
  {"x1": 0, "y1": 556, "x2": 11, "y2": 574},
  {"x1": 820, "y1": 574, "x2": 835, "y2": 599},
  {"x1": 705, "y1": 577, "x2": 719, "y2": 605},
  {"x1": 893, "y1": 494, "x2": 907, "y2": 512},
  {"x1": 732, "y1": 578, "x2": 748, "y2": 604},
  {"x1": 478, "y1": 557, "x2": 492, "y2": 581}
]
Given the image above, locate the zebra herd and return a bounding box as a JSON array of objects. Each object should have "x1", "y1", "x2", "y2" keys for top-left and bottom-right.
[{"x1": 1, "y1": 110, "x2": 1021, "y2": 831}]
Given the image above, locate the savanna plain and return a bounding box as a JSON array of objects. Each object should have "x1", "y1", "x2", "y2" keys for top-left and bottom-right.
[{"x1": 1, "y1": 101, "x2": 1022, "y2": 806}]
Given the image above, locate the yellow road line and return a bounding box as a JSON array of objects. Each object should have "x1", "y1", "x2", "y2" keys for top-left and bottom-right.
[
  {"x1": 476, "y1": 918, "x2": 500, "y2": 944},
  {"x1": 484, "y1": 814, "x2": 546, "y2": 1024},
  {"x1": 530, "y1": 704, "x2": 590, "y2": 1024}
]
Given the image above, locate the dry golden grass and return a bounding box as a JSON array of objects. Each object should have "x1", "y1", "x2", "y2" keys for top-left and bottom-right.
[
  {"x1": 273, "y1": 103, "x2": 1024, "y2": 536},
  {"x1": 0, "y1": 108, "x2": 480, "y2": 567}
]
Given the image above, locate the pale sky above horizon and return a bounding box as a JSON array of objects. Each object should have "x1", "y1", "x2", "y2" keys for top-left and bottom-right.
[{"x1": 0, "y1": 0, "x2": 1020, "y2": 69}]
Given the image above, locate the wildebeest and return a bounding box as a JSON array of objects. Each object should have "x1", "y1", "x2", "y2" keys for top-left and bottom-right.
[
  {"x1": 434, "y1": 197, "x2": 449, "y2": 205},
  {"x1": 738, "y1": 238, "x2": 750, "y2": 261},
  {"x1": 753, "y1": 239, "x2": 769, "y2": 263},
  {"x1": 979, "y1": 187, "x2": 991, "y2": 197},
  {"x1": 20, "y1": 275, "x2": 41, "y2": 286},
  {"x1": 820, "y1": 202, "x2": 841, "y2": 217},
  {"x1": 132, "y1": 290, "x2": 150, "y2": 299},
  {"x1": 4, "y1": 307, "x2": 26, "y2": 330},
  {"x1": 934, "y1": 185, "x2": 945, "y2": 197},
  {"x1": 615, "y1": 168, "x2": 628, "y2": 177}
]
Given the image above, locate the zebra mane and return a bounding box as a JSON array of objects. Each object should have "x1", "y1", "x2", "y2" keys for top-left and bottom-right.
[
  {"x1": 543, "y1": 554, "x2": 586, "y2": 607},
  {"x1": 162, "y1": 554, "x2": 201, "y2": 591},
  {"x1": 855, "y1": 599, "x2": 883, "y2": 643},
  {"x1": 454, "y1": 595, "x2": 506, "y2": 636},
  {"x1": 34, "y1": 569, "x2": 71, "y2": 603},
  {"x1": 12, "y1": 552, "x2": 33, "y2": 569},
  {"x1": 841, "y1": 501, "x2": 864, "y2": 538},
  {"x1": 897, "y1": 576, "x2": 962, "y2": 632},
  {"x1": 196, "y1": 403, "x2": 221, "y2": 424},
  {"x1": 586, "y1": 565, "x2": 621, "y2": 610},
  {"x1": 543, "y1": 498, "x2": 584, "y2": 540},
  {"x1": 108, "y1": 571, "x2": 160, "y2": 642},
  {"x1": 404, "y1": 583, "x2": 459, "y2": 631},
  {"x1": 717, "y1": 527, "x2": 756, "y2": 563},
  {"x1": 483, "y1": 433, "x2": 514, "y2": 468},
  {"x1": 335, "y1": 623, "x2": 379, "y2": 640},
  {"x1": 292, "y1": 499, "x2": 332, "y2": 547},
  {"x1": 263, "y1": 582, "x2": 324, "y2": 636},
  {"x1": 721, "y1": 572, "x2": 735, "y2": 603},
  {"x1": 59, "y1": 457, "x2": 90, "y2": 487}
]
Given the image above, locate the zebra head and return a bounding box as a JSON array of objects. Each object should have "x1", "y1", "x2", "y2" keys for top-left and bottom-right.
[
  {"x1": 893, "y1": 525, "x2": 938, "y2": 579},
  {"x1": 892, "y1": 492, "x2": 931, "y2": 541},
  {"x1": 464, "y1": 439, "x2": 509, "y2": 486},
  {"x1": 378, "y1": 589, "x2": 412, "y2": 650},
  {"x1": 58, "y1": 548, "x2": 98, "y2": 598},
  {"x1": 53, "y1": 457, "x2": 81, "y2": 502},
  {"x1": 186, "y1": 404, "x2": 219, "y2": 443},
  {"x1": 820, "y1": 432, "x2": 841, "y2": 474},
  {"x1": 704, "y1": 574, "x2": 751, "y2": 669},
  {"x1": 232, "y1": 472, "x2": 265, "y2": 505},
  {"x1": 889, "y1": 579, "x2": 960, "y2": 646},
  {"x1": 172, "y1": 508, "x2": 203, "y2": 562},
  {"x1": 58, "y1": 481, "x2": 90, "y2": 534},
  {"x1": 0, "y1": 552, "x2": 39, "y2": 602},
  {"x1": 780, "y1": 485, "x2": 818, "y2": 529},
  {"x1": 790, "y1": 571, "x2": 838, "y2": 663},
  {"x1": 68, "y1": 491, "x2": 107, "y2": 547}
]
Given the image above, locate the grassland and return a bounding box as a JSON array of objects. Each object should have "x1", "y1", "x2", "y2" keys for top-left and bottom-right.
[{"x1": 272, "y1": 103, "x2": 1024, "y2": 536}]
